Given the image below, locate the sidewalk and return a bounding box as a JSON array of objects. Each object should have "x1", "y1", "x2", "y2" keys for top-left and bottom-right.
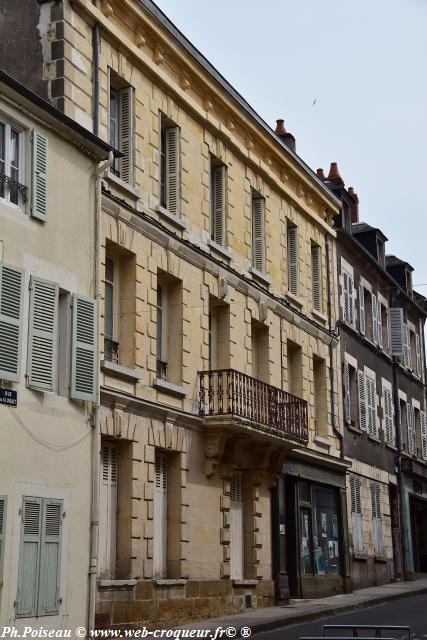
[{"x1": 181, "y1": 577, "x2": 427, "y2": 634}]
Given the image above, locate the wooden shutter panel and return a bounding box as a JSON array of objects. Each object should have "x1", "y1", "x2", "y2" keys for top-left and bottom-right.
[
  {"x1": 70, "y1": 294, "x2": 97, "y2": 402},
  {"x1": 389, "y1": 308, "x2": 404, "y2": 357},
  {"x1": 165, "y1": 126, "x2": 179, "y2": 214},
  {"x1": 370, "y1": 481, "x2": 384, "y2": 555},
  {"x1": 99, "y1": 442, "x2": 118, "y2": 578},
  {"x1": 252, "y1": 197, "x2": 265, "y2": 273},
  {"x1": 415, "y1": 334, "x2": 421, "y2": 377},
  {"x1": 366, "y1": 376, "x2": 377, "y2": 437},
  {"x1": 287, "y1": 225, "x2": 298, "y2": 296},
  {"x1": 212, "y1": 165, "x2": 226, "y2": 245},
  {"x1": 119, "y1": 87, "x2": 134, "y2": 184},
  {"x1": 31, "y1": 130, "x2": 48, "y2": 221},
  {"x1": 421, "y1": 411, "x2": 427, "y2": 461},
  {"x1": 38, "y1": 499, "x2": 63, "y2": 615},
  {"x1": 311, "y1": 245, "x2": 321, "y2": 311},
  {"x1": 350, "y1": 476, "x2": 363, "y2": 553},
  {"x1": 407, "y1": 403, "x2": 416, "y2": 455},
  {"x1": 0, "y1": 497, "x2": 6, "y2": 592},
  {"x1": 404, "y1": 325, "x2": 411, "y2": 369},
  {"x1": 343, "y1": 362, "x2": 351, "y2": 425},
  {"x1": 154, "y1": 452, "x2": 167, "y2": 578},
  {"x1": 230, "y1": 472, "x2": 244, "y2": 580},
  {"x1": 372, "y1": 294, "x2": 379, "y2": 345},
  {"x1": 0, "y1": 262, "x2": 24, "y2": 382},
  {"x1": 16, "y1": 497, "x2": 42, "y2": 618},
  {"x1": 384, "y1": 389, "x2": 394, "y2": 445},
  {"x1": 359, "y1": 284, "x2": 365, "y2": 335},
  {"x1": 347, "y1": 274, "x2": 354, "y2": 324},
  {"x1": 357, "y1": 370, "x2": 367, "y2": 431},
  {"x1": 27, "y1": 277, "x2": 59, "y2": 391},
  {"x1": 377, "y1": 300, "x2": 383, "y2": 348}
]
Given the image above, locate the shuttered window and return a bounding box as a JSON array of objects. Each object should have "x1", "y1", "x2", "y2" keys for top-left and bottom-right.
[
  {"x1": 421, "y1": 411, "x2": 427, "y2": 461},
  {"x1": 342, "y1": 270, "x2": 353, "y2": 324},
  {"x1": 372, "y1": 294, "x2": 379, "y2": 345},
  {"x1": 0, "y1": 121, "x2": 24, "y2": 207},
  {"x1": 404, "y1": 325, "x2": 411, "y2": 369},
  {"x1": 70, "y1": 294, "x2": 97, "y2": 402},
  {"x1": 0, "y1": 496, "x2": 7, "y2": 601},
  {"x1": 0, "y1": 261, "x2": 24, "y2": 382},
  {"x1": 366, "y1": 375, "x2": 377, "y2": 438},
  {"x1": 99, "y1": 441, "x2": 118, "y2": 578},
  {"x1": 359, "y1": 284, "x2": 365, "y2": 335},
  {"x1": 370, "y1": 481, "x2": 384, "y2": 556},
  {"x1": 252, "y1": 196, "x2": 265, "y2": 273},
  {"x1": 27, "y1": 277, "x2": 59, "y2": 391},
  {"x1": 415, "y1": 334, "x2": 421, "y2": 377},
  {"x1": 311, "y1": 245, "x2": 321, "y2": 312},
  {"x1": 230, "y1": 471, "x2": 244, "y2": 580},
  {"x1": 16, "y1": 496, "x2": 63, "y2": 618},
  {"x1": 343, "y1": 362, "x2": 351, "y2": 425},
  {"x1": 109, "y1": 84, "x2": 134, "y2": 184},
  {"x1": 211, "y1": 164, "x2": 226, "y2": 246},
  {"x1": 164, "y1": 126, "x2": 180, "y2": 214},
  {"x1": 287, "y1": 225, "x2": 298, "y2": 296},
  {"x1": 154, "y1": 452, "x2": 168, "y2": 578},
  {"x1": 383, "y1": 388, "x2": 395, "y2": 446},
  {"x1": 357, "y1": 369, "x2": 367, "y2": 431},
  {"x1": 389, "y1": 308, "x2": 404, "y2": 357},
  {"x1": 31, "y1": 130, "x2": 48, "y2": 221},
  {"x1": 407, "y1": 402, "x2": 416, "y2": 456},
  {"x1": 350, "y1": 475, "x2": 363, "y2": 553}
]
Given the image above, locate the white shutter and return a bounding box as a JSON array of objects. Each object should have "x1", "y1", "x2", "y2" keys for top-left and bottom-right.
[
  {"x1": 350, "y1": 475, "x2": 363, "y2": 553},
  {"x1": 212, "y1": 165, "x2": 226, "y2": 245},
  {"x1": 27, "y1": 277, "x2": 59, "y2": 391},
  {"x1": 359, "y1": 284, "x2": 365, "y2": 335},
  {"x1": 118, "y1": 87, "x2": 134, "y2": 184},
  {"x1": 70, "y1": 294, "x2": 97, "y2": 402},
  {"x1": 372, "y1": 294, "x2": 379, "y2": 345},
  {"x1": 230, "y1": 472, "x2": 244, "y2": 580},
  {"x1": 421, "y1": 411, "x2": 427, "y2": 461},
  {"x1": 31, "y1": 130, "x2": 48, "y2": 221},
  {"x1": 311, "y1": 245, "x2": 321, "y2": 311},
  {"x1": 366, "y1": 376, "x2": 377, "y2": 437},
  {"x1": 415, "y1": 334, "x2": 421, "y2": 377},
  {"x1": 0, "y1": 497, "x2": 7, "y2": 594},
  {"x1": 358, "y1": 369, "x2": 367, "y2": 431},
  {"x1": 0, "y1": 262, "x2": 24, "y2": 382},
  {"x1": 405, "y1": 325, "x2": 412, "y2": 369},
  {"x1": 389, "y1": 308, "x2": 404, "y2": 357},
  {"x1": 343, "y1": 362, "x2": 351, "y2": 425},
  {"x1": 384, "y1": 388, "x2": 395, "y2": 445},
  {"x1": 98, "y1": 441, "x2": 118, "y2": 578},
  {"x1": 252, "y1": 197, "x2": 265, "y2": 273},
  {"x1": 154, "y1": 452, "x2": 167, "y2": 578},
  {"x1": 370, "y1": 481, "x2": 384, "y2": 556},
  {"x1": 377, "y1": 300, "x2": 383, "y2": 348},
  {"x1": 407, "y1": 403, "x2": 416, "y2": 455},
  {"x1": 287, "y1": 225, "x2": 298, "y2": 296},
  {"x1": 165, "y1": 126, "x2": 180, "y2": 214},
  {"x1": 38, "y1": 499, "x2": 63, "y2": 615},
  {"x1": 16, "y1": 497, "x2": 42, "y2": 617}
]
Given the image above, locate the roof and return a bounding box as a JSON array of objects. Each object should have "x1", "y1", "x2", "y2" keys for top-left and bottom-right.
[
  {"x1": 0, "y1": 69, "x2": 115, "y2": 159},
  {"x1": 385, "y1": 255, "x2": 414, "y2": 272},
  {"x1": 137, "y1": 0, "x2": 340, "y2": 208},
  {"x1": 352, "y1": 221, "x2": 388, "y2": 242}
]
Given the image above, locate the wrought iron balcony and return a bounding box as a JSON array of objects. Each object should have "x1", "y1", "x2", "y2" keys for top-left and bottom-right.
[
  {"x1": 198, "y1": 368, "x2": 308, "y2": 443},
  {"x1": 0, "y1": 174, "x2": 27, "y2": 203}
]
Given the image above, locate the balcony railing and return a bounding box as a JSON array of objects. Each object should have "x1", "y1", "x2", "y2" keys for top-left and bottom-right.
[
  {"x1": 156, "y1": 359, "x2": 168, "y2": 380},
  {"x1": 104, "y1": 338, "x2": 120, "y2": 364},
  {"x1": 198, "y1": 368, "x2": 308, "y2": 443}
]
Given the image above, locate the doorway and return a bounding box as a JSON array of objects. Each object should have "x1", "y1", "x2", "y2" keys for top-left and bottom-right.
[{"x1": 411, "y1": 497, "x2": 427, "y2": 573}]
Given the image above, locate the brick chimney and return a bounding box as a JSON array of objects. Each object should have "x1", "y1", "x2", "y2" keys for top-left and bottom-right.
[
  {"x1": 326, "y1": 162, "x2": 344, "y2": 187},
  {"x1": 275, "y1": 119, "x2": 296, "y2": 152},
  {"x1": 316, "y1": 168, "x2": 326, "y2": 180},
  {"x1": 348, "y1": 187, "x2": 359, "y2": 223}
]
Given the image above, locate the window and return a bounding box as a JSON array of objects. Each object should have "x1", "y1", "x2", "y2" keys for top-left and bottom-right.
[
  {"x1": 343, "y1": 362, "x2": 357, "y2": 427},
  {"x1": 0, "y1": 120, "x2": 24, "y2": 206},
  {"x1": 154, "y1": 452, "x2": 168, "y2": 578},
  {"x1": 287, "y1": 224, "x2": 298, "y2": 296},
  {"x1": 16, "y1": 497, "x2": 63, "y2": 618},
  {"x1": 230, "y1": 471, "x2": 244, "y2": 580},
  {"x1": 160, "y1": 115, "x2": 180, "y2": 214},
  {"x1": 109, "y1": 75, "x2": 134, "y2": 183},
  {"x1": 287, "y1": 340, "x2": 303, "y2": 398},
  {"x1": 313, "y1": 355, "x2": 327, "y2": 436},
  {"x1": 350, "y1": 475, "x2": 363, "y2": 553},
  {"x1": 366, "y1": 375, "x2": 377, "y2": 438},
  {"x1": 407, "y1": 402, "x2": 416, "y2": 456},
  {"x1": 357, "y1": 370, "x2": 367, "y2": 431},
  {"x1": 403, "y1": 324, "x2": 412, "y2": 369},
  {"x1": 210, "y1": 159, "x2": 226, "y2": 246},
  {"x1": 104, "y1": 256, "x2": 118, "y2": 363},
  {"x1": 155, "y1": 273, "x2": 182, "y2": 384},
  {"x1": 156, "y1": 285, "x2": 166, "y2": 379},
  {"x1": 342, "y1": 269, "x2": 353, "y2": 325},
  {"x1": 421, "y1": 411, "x2": 427, "y2": 461},
  {"x1": 251, "y1": 193, "x2": 266, "y2": 273},
  {"x1": 251, "y1": 319, "x2": 269, "y2": 382},
  {"x1": 99, "y1": 441, "x2": 118, "y2": 578},
  {"x1": 371, "y1": 294, "x2": 382, "y2": 348},
  {"x1": 383, "y1": 388, "x2": 395, "y2": 446},
  {"x1": 370, "y1": 481, "x2": 384, "y2": 556},
  {"x1": 0, "y1": 261, "x2": 24, "y2": 382},
  {"x1": 311, "y1": 244, "x2": 322, "y2": 312},
  {"x1": 0, "y1": 496, "x2": 6, "y2": 605},
  {"x1": 70, "y1": 294, "x2": 97, "y2": 402},
  {"x1": 208, "y1": 300, "x2": 230, "y2": 370},
  {"x1": 358, "y1": 284, "x2": 365, "y2": 335},
  {"x1": 415, "y1": 333, "x2": 422, "y2": 377},
  {"x1": 380, "y1": 302, "x2": 388, "y2": 351}
]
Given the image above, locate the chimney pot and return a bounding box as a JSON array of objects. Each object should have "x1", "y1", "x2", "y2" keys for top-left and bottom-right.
[
  {"x1": 327, "y1": 161, "x2": 344, "y2": 186},
  {"x1": 275, "y1": 119, "x2": 286, "y2": 135},
  {"x1": 316, "y1": 168, "x2": 326, "y2": 180},
  {"x1": 275, "y1": 118, "x2": 296, "y2": 152}
]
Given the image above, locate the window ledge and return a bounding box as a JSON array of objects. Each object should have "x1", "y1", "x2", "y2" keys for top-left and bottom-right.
[
  {"x1": 367, "y1": 434, "x2": 381, "y2": 444},
  {"x1": 353, "y1": 552, "x2": 367, "y2": 561},
  {"x1": 347, "y1": 424, "x2": 363, "y2": 435},
  {"x1": 153, "y1": 579, "x2": 187, "y2": 587},
  {"x1": 106, "y1": 171, "x2": 140, "y2": 199},
  {"x1": 249, "y1": 266, "x2": 272, "y2": 286},
  {"x1": 153, "y1": 377, "x2": 186, "y2": 398},
  {"x1": 285, "y1": 290, "x2": 304, "y2": 308},
  {"x1": 155, "y1": 204, "x2": 187, "y2": 230},
  {"x1": 101, "y1": 360, "x2": 140, "y2": 383},
  {"x1": 374, "y1": 555, "x2": 388, "y2": 563},
  {"x1": 313, "y1": 435, "x2": 331, "y2": 449},
  {"x1": 98, "y1": 579, "x2": 136, "y2": 589},
  {"x1": 208, "y1": 238, "x2": 232, "y2": 260},
  {"x1": 385, "y1": 442, "x2": 397, "y2": 452},
  {"x1": 232, "y1": 579, "x2": 258, "y2": 587},
  {"x1": 312, "y1": 309, "x2": 328, "y2": 324}
]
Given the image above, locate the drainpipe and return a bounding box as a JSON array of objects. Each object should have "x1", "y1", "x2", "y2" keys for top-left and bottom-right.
[
  {"x1": 325, "y1": 233, "x2": 344, "y2": 458},
  {"x1": 92, "y1": 2, "x2": 99, "y2": 136},
  {"x1": 88, "y1": 150, "x2": 113, "y2": 635}
]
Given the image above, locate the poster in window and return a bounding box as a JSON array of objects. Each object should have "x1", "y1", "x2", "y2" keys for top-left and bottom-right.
[
  {"x1": 321, "y1": 512, "x2": 327, "y2": 537},
  {"x1": 332, "y1": 514, "x2": 338, "y2": 539},
  {"x1": 315, "y1": 548, "x2": 326, "y2": 575}
]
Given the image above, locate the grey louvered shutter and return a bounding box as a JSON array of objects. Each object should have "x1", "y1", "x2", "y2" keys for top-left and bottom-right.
[
  {"x1": 70, "y1": 294, "x2": 97, "y2": 402},
  {"x1": 350, "y1": 475, "x2": 363, "y2": 552},
  {"x1": 287, "y1": 225, "x2": 298, "y2": 295},
  {"x1": 347, "y1": 274, "x2": 354, "y2": 324},
  {"x1": 119, "y1": 87, "x2": 134, "y2": 184},
  {"x1": 358, "y1": 369, "x2": 367, "y2": 431},
  {"x1": 31, "y1": 130, "x2": 48, "y2": 221},
  {"x1": 377, "y1": 300, "x2": 383, "y2": 348},
  {"x1": 366, "y1": 376, "x2": 377, "y2": 437},
  {"x1": 421, "y1": 411, "x2": 427, "y2": 461},
  {"x1": 0, "y1": 262, "x2": 24, "y2": 382},
  {"x1": 359, "y1": 284, "x2": 365, "y2": 335},
  {"x1": 212, "y1": 165, "x2": 226, "y2": 245},
  {"x1": 16, "y1": 497, "x2": 42, "y2": 618},
  {"x1": 252, "y1": 197, "x2": 265, "y2": 272},
  {"x1": 0, "y1": 497, "x2": 6, "y2": 593},
  {"x1": 405, "y1": 325, "x2": 411, "y2": 369},
  {"x1": 384, "y1": 389, "x2": 394, "y2": 445},
  {"x1": 311, "y1": 245, "x2": 321, "y2": 311},
  {"x1": 343, "y1": 362, "x2": 351, "y2": 424},
  {"x1": 27, "y1": 277, "x2": 59, "y2": 391},
  {"x1": 407, "y1": 403, "x2": 416, "y2": 455},
  {"x1": 415, "y1": 334, "x2": 421, "y2": 377},
  {"x1": 165, "y1": 126, "x2": 179, "y2": 214},
  {"x1": 37, "y1": 499, "x2": 63, "y2": 616},
  {"x1": 389, "y1": 308, "x2": 404, "y2": 357},
  {"x1": 372, "y1": 294, "x2": 379, "y2": 345}
]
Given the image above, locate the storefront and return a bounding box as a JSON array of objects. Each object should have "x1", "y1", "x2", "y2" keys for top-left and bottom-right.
[
  {"x1": 273, "y1": 457, "x2": 350, "y2": 600},
  {"x1": 402, "y1": 459, "x2": 427, "y2": 576}
]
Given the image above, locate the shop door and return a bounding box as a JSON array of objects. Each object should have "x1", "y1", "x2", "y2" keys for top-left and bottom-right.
[
  {"x1": 411, "y1": 498, "x2": 427, "y2": 573},
  {"x1": 389, "y1": 484, "x2": 403, "y2": 580},
  {"x1": 285, "y1": 477, "x2": 300, "y2": 598}
]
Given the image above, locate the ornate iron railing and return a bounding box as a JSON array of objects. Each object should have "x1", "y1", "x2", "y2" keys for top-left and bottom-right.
[
  {"x1": 104, "y1": 338, "x2": 120, "y2": 364},
  {"x1": 0, "y1": 174, "x2": 27, "y2": 203},
  {"x1": 156, "y1": 359, "x2": 168, "y2": 380},
  {"x1": 198, "y1": 368, "x2": 308, "y2": 443}
]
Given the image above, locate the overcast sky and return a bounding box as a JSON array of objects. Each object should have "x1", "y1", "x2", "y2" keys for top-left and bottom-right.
[{"x1": 155, "y1": 0, "x2": 427, "y2": 290}]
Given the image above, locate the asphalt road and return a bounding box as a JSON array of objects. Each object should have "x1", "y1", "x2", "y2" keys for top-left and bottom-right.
[{"x1": 255, "y1": 593, "x2": 427, "y2": 640}]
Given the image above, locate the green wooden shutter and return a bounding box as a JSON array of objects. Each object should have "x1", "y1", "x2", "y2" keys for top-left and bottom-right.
[
  {"x1": 37, "y1": 499, "x2": 63, "y2": 616},
  {"x1": 0, "y1": 497, "x2": 7, "y2": 595},
  {"x1": 165, "y1": 126, "x2": 179, "y2": 214},
  {"x1": 119, "y1": 87, "x2": 134, "y2": 184},
  {"x1": 0, "y1": 262, "x2": 24, "y2": 382},
  {"x1": 27, "y1": 277, "x2": 59, "y2": 391},
  {"x1": 252, "y1": 197, "x2": 265, "y2": 273},
  {"x1": 70, "y1": 294, "x2": 97, "y2": 401},
  {"x1": 31, "y1": 131, "x2": 48, "y2": 221},
  {"x1": 212, "y1": 165, "x2": 226, "y2": 245},
  {"x1": 16, "y1": 497, "x2": 42, "y2": 618}
]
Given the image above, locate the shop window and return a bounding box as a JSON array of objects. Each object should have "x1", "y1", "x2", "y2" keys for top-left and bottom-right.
[
  {"x1": 313, "y1": 355, "x2": 327, "y2": 436},
  {"x1": 251, "y1": 319, "x2": 269, "y2": 382}
]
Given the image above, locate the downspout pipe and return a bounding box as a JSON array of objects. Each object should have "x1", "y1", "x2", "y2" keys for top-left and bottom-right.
[{"x1": 88, "y1": 151, "x2": 113, "y2": 635}]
